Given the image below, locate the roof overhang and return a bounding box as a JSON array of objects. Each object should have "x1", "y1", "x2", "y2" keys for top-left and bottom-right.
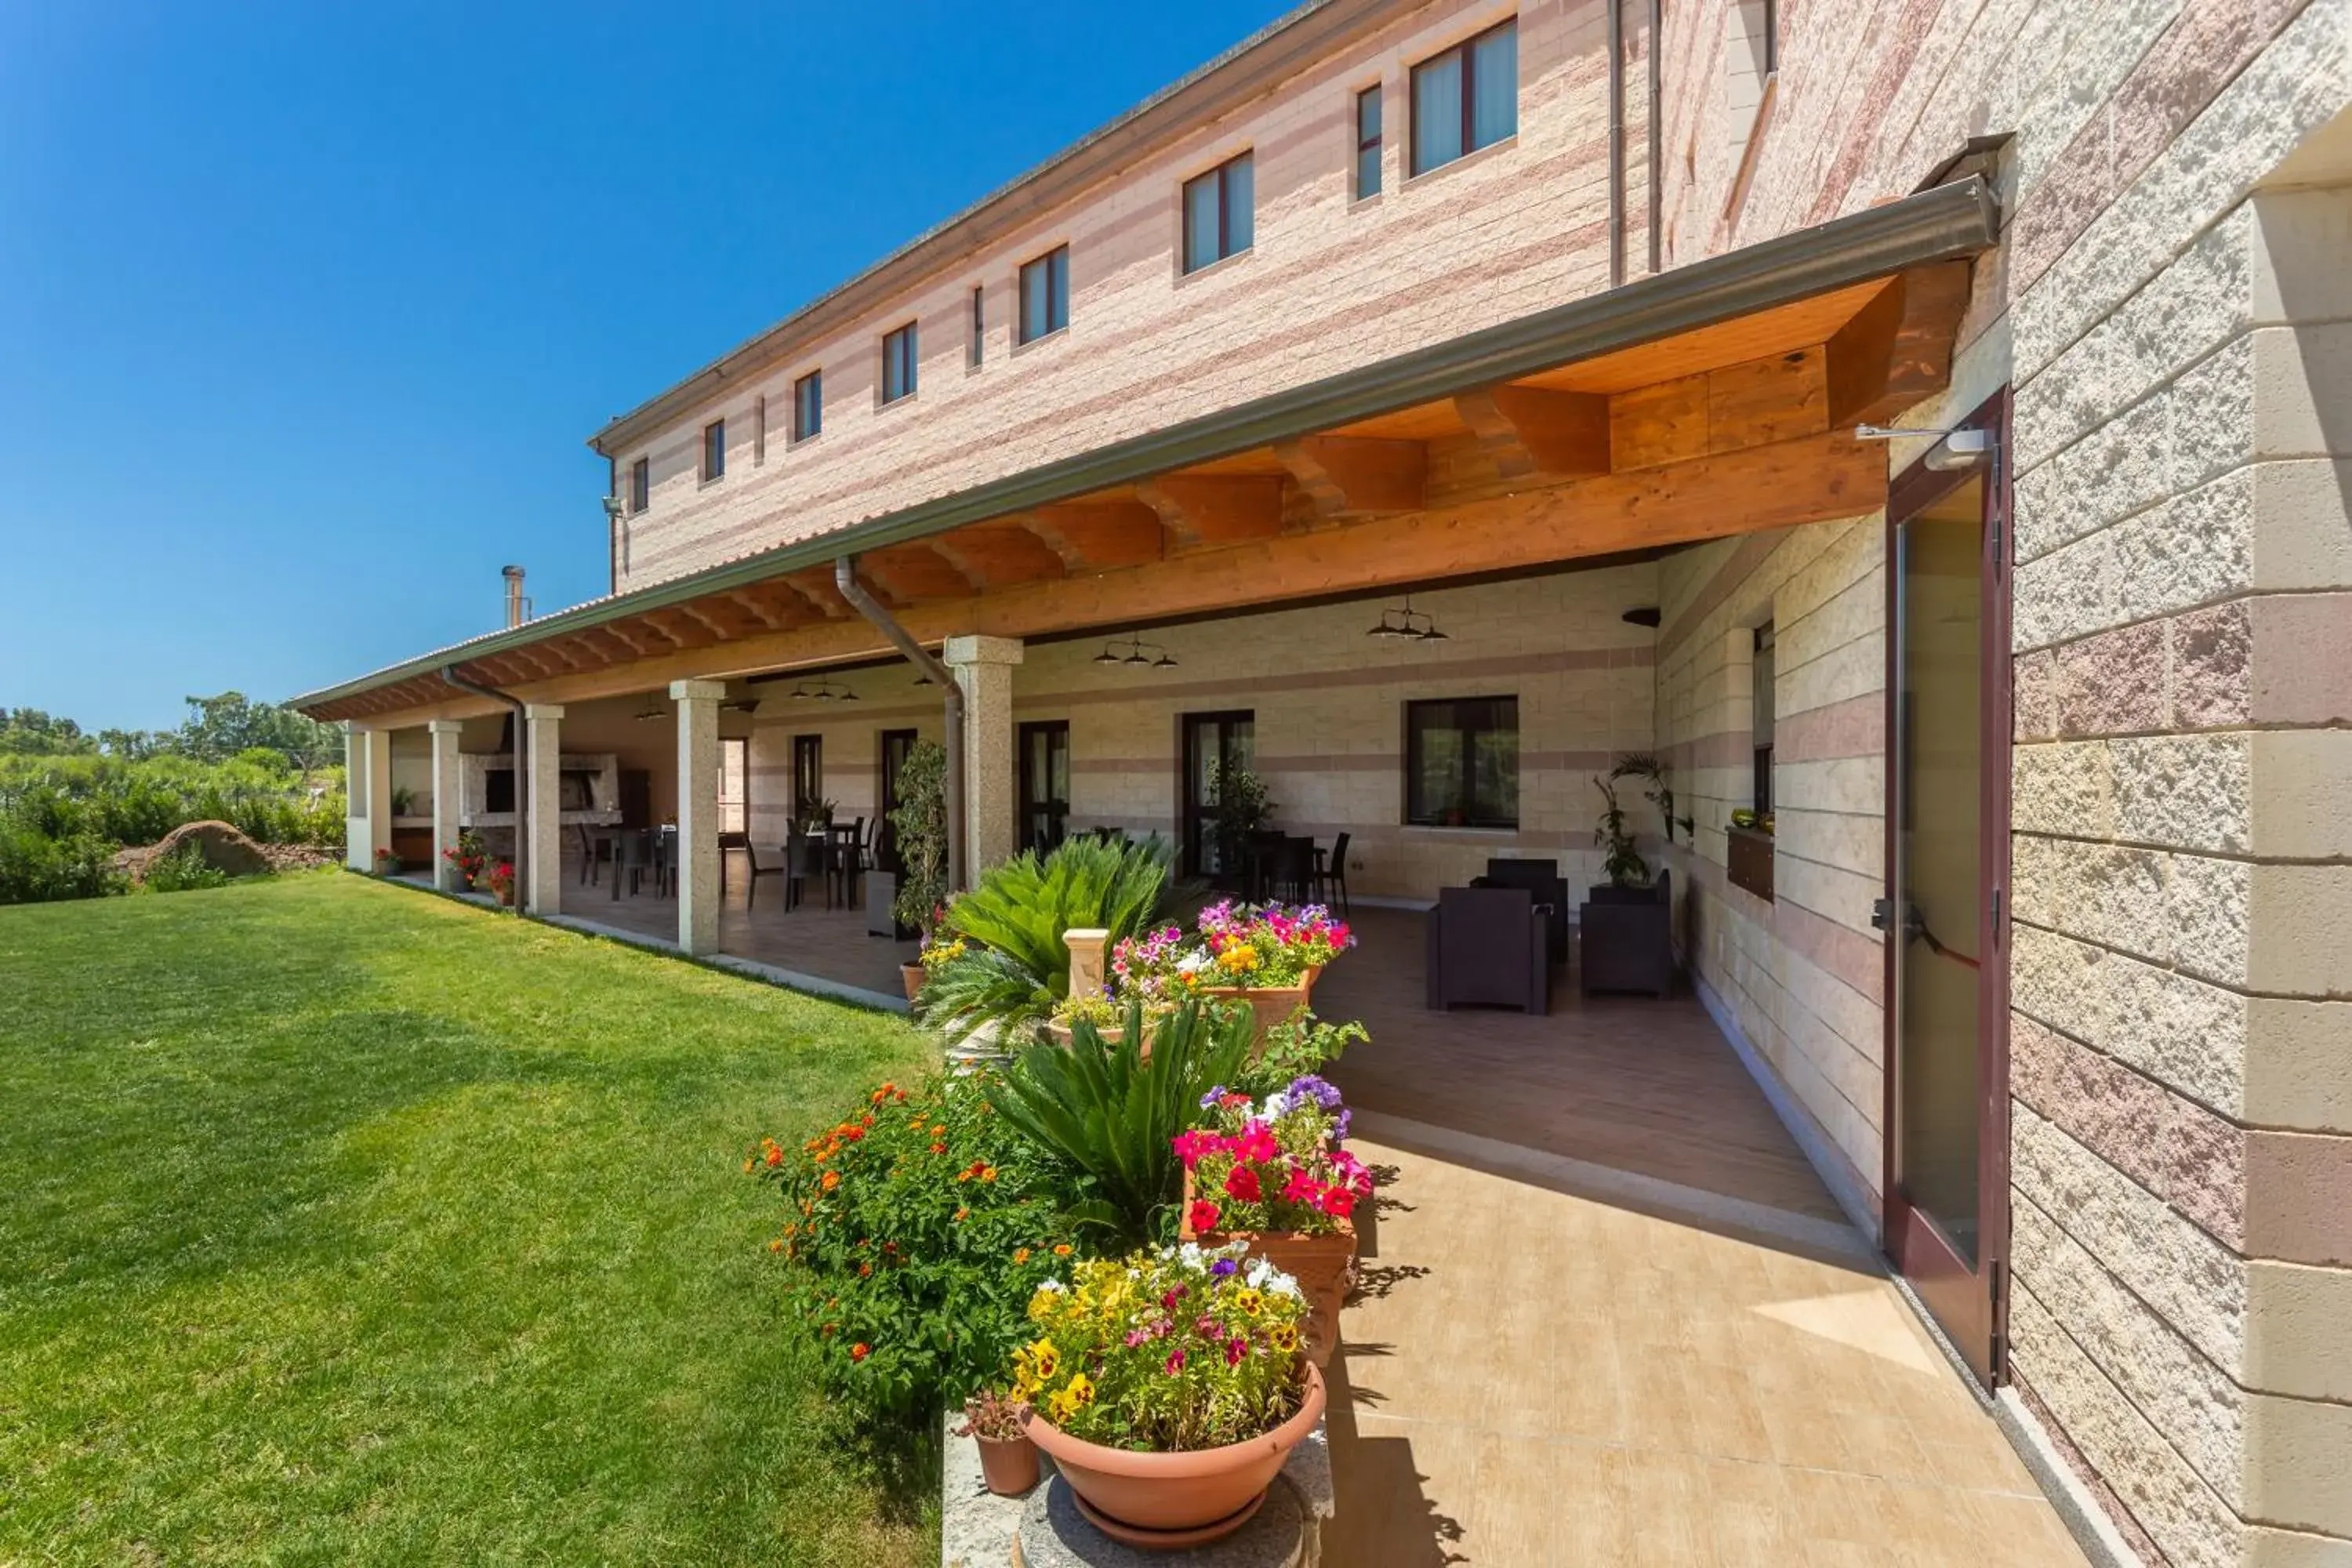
[{"x1": 295, "y1": 175, "x2": 1998, "y2": 720}]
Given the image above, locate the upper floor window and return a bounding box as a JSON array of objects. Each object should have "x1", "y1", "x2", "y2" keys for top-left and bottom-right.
[
  {"x1": 629, "y1": 456, "x2": 649, "y2": 514},
  {"x1": 880, "y1": 322, "x2": 918, "y2": 405},
  {"x1": 793, "y1": 369, "x2": 822, "y2": 442},
  {"x1": 1354, "y1": 86, "x2": 1383, "y2": 199},
  {"x1": 701, "y1": 419, "x2": 725, "y2": 482},
  {"x1": 1181, "y1": 152, "x2": 1254, "y2": 274},
  {"x1": 969, "y1": 285, "x2": 985, "y2": 368},
  {"x1": 1405, "y1": 695, "x2": 1519, "y2": 829},
  {"x1": 1411, "y1": 18, "x2": 1518, "y2": 176},
  {"x1": 1018, "y1": 245, "x2": 1069, "y2": 344}
]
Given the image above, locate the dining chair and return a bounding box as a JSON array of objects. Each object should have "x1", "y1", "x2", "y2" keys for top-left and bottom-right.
[
  {"x1": 717, "y1": 829, "x2": 750, "y2": 899},
  {"x1": 786, "y1": 830, "x2": 829, "y2": 911},
  {"x1": 611, "y1": 829, "x2": 655, "y2": 902},
  {"x1": 739, "y1": 838, "x2": 786, "y2": 909},
  {"x1": 1311, "y1": 831, "x2": 1352, "y2": 916}
]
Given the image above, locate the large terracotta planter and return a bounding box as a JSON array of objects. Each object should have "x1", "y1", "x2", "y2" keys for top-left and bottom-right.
[
  {"x1": 1181, "y1": 1173, "x2": 1356, "y2": 1368},
  {"x1": 900, "y1": 963, "x2": 925, "y2": 1004},
  {"x1": 975, "y1": 1432, "x2": 1040, "y2": 1497},
  {"x1": 1021, "y1": 1361, "x2": 1325, "y2": 1547}
]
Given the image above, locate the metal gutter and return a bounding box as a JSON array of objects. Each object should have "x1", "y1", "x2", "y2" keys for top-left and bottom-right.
[
  {"x1": 291, "y1": 175, "x2": 1998, "y2": 714},
  {"x1": 833, "y1": 557, "x2": 967, "y2": 895}
]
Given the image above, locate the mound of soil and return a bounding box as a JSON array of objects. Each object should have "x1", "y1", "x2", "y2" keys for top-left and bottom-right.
[{"x1": 114, "y1": 820, "x2": 277, "y2": 883}]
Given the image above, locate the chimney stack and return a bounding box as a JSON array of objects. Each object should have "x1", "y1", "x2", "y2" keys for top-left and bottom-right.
[{"x1": 502, "y1": 565, "x2": 528, "y2": 629}]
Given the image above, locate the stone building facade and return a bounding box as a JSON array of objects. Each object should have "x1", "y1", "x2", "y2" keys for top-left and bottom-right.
[{"x1": 300, "y1": 2, "x2": 2352, "y2": 1560}]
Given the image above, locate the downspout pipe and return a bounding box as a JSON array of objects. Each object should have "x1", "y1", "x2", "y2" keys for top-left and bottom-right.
[
  {"x1": 441, "y1": 665, "x2": 528, "y2": 913},
  {"x1": 1607, "y1": 0, "x2": 1626, "y2": 288},
  {"x1": 833, "y1": 557, "x2": 967, "y2": 895},
  {"x1": 1648, "y1": 0, "x2": 1663, "y2": 275}
]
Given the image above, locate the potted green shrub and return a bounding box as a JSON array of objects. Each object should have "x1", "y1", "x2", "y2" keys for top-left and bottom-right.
[
  {"x1": 886, "y1": 742, "x2": 949, "y2": 996},
  {"x1": 1206, "y1": 759, "x2": 1269, "y2": 891},
  {"x1": 1579, "y1": 776, "x2": 1673, "y2": 997}
]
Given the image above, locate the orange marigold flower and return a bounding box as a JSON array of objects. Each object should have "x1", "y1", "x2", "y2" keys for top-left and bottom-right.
[
  {"x1": 851, "y1": 1342, "x2": 870, "y2": 1362},
  {"x1": 930, "y1": 1124, "x2": 946, "y2": 1137},
  {"x1": 869, "y1": 1089, "x2": 887, "y2": 1105},
  {"x1": 954, "y1": 1207, "x2": 969, "y2": 1221},
  {"x1": 982, "y1": 1166, "x2": 999, "y2": 1183},
  {"x1": 930, "y1": 1142, "x2": 948, "y2": 1155},
  {"x1": 956, "y1": 1171, "x2": 972, "y2": 1183},
  {"x1": 1054, "y1": 1243, "x2": 1073, "y2": 1256},
  {"x1": 768, "y1": 1239, "x2": 783, "y2": 1252},
  {"x1": 765, "y1": 1147, "x2": 783, "y2": 1167},
  {"x1": 858, "y1": 1261, "x2": 873, "y2": 1277},
  {"x1": 1013, "y1": 1247, "x2": 1031, "y2": 1265},
  {"x1": 821, "y1": 1171, "x2": 841, "y2": 1191}
]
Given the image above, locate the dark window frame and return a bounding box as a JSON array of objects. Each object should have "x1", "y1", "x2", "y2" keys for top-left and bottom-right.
[
  {"x1": 1403, "y1": 695, "x2": 1520, "y2": 829},
  {"x1": 1409, "y1": 16, "x2": 1519, "y2": 177},
  {"x1": 700, "y1": 419, "x2": 725, "y2": 483},
  {"x1": 1762, "y1": 0, "x2": 1780, "y2": 74},
  {"x1": 1354, "y1": 85, "x2": 1383, "y2": 200},
  {"x1": 792, "y1": 734, "x2": 823, "y2": 821},
  {"x1": 880, "y1": 321, "x2": 919, "y2": 406},
  {"x1": 1753, "y1": 622, "x2": 1777, "y2": 815},
  {"x1": 629, "y1": 456, "x2": 649, "y2": 514},
  {"x1": 791, "y1": 369, "x2": 822, "y2": 443},
  {"x1": 969, "y1": 285, "x2": 985, "y2": 368},
  {"x1": 1180, "y1": 152, "x2": 1255, "y2": 275},
  {"x1": 1017, "y1": 245, "x2": 1069, "y2": 346}
]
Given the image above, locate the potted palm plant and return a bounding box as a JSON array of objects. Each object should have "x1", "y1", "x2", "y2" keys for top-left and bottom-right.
[{"x1": 887, "y1": 742, "x2": 949, "y2": 1000}]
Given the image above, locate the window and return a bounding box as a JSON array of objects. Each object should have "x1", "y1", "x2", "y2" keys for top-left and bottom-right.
[
  {"x1": 1405, "y1": 696, "x2": 1519, "y2": 828},
  {"x1": 701, "y1": 419, "x2": 725, "y2": 482},
  {"x1": 880, "y1": 322, "x2": 918, "y2": 405},
  {"x1": 720, "y1": 738, "x2": 749, "y2": 835},
  {"x1": 792, "y1": 370, "x2": 822, "y2": 442},
  {"x1": 1752, "y1": 623, "x2": 1776, "y2": 815},
  {"x1": 1018, "y1": 245, "x2": 1069, "y2": 344},
  {"x1": 629, "y1": 456, "x2": 649, "y2": 514},
  {"x1": 1181, "y1": 152, "x2": 1254, "y2": 274},
  {"x1": 793, "y1": 734, "x2": 822, "y2": 821},
  {"x1": 753, "y1": 394, "x2": 767, "y2": 464},
  {"x1": 1354, "y1": 85, "x2": 1383, "y2": 199},
  {"x1": 1410, "y1": 18, "x2": 1518, "y2": 176},
  {"x1": 877, "y1": 728, "x2": 917, "y2": 870},
  {"x1": 969, "y1": 285, "x2": 985, "y2": 368},
  {"x1": 1762, "y1": 0, "x2": 1779, "y2": 74}
]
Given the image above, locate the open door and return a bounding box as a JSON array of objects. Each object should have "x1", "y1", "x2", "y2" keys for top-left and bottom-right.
[{"x1": 1880, "y1": 389, "x2": 2011, "y2": 1388}]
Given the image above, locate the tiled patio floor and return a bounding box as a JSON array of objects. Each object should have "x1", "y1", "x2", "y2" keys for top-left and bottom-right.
[
  {"x1": 1319, "y1": 908, "x2": 1844, "y2": 1225},
  {"x1": 1327, "y1": 1140, "x2": 2086, "y2": 1566}
]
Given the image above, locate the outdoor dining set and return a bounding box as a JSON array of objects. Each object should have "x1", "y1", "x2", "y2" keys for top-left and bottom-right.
[{"x1": 577, "y1": 818, "x2": 877, "y2": 909}]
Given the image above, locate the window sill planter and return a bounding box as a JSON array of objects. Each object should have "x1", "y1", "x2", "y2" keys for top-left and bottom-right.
[
  {"x1": 1198, "y1": 964, "x2": 1322, "y2": 1041},
  {"x1": 1726, "y1": 824, "x2": 1776, "y2": 902},
  {"x1": 1019, "y1": 1361, "x2": 1326, "y2": 1548},
  {"x1": 1179, "y1": 1171, "x2": 1355, "y2": 1368}
]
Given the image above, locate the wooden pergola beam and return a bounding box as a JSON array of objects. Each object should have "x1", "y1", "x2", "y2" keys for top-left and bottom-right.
[
  {"x1": 1275, "y1": 434, "x2": 1428, "y2": 516},
  {"x1": 1136, "y1": 474, "x2": 1288, "y2": 546},
  {"x1": 1825, "y1": 260, "x2": 1973, "y2": 428},
  {"x1": 929, "y1": 520, "x2": 1066, "y2": 590},
  {"x1": 1454, "y1": 386, "x2": 1611, "y2": 480},
  {"x1": 1014, "y1": 502, "x2": 1166, "y2": 572}
]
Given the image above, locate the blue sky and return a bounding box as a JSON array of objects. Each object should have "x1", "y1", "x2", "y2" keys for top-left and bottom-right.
[{"x1": 0, "y1": 1, "x2": 1294, "y2": 731}]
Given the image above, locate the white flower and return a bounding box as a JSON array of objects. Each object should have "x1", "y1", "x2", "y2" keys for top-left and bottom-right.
[
  {"x1": 1267, "y1": 1272, "x2": 1304, "y2": 1300},
  {"x1": 1177, "y1": 951, "x2": 1210, "y2": 974},
  {"x1": 1036, "y1": 1278, "x2": 1064, "y2": 1294},
  {"x1": 1178, "y1": 1242, "x2": 1205, "y2": 1270},
  {"x1": 1261, "y1": 1091, "x2": 1290, "y2": 1120}
]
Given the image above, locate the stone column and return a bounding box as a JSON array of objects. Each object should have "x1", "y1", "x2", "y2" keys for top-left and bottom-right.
[
  {"x1": 429, "y1": 720, "x2": 464, "y2": 891},
  {"x1": 672, "y1": 680, "x2": 726, "y2": 956},
  {"x1": 343, "y1": 722, "x2": 371, "y2": 870},
  {"x1": 524, "y1": 704, "x2": 564, "y2": 915},
  {"x1": 943, "y1": 634, "x2": 1024, "y2": 877}
]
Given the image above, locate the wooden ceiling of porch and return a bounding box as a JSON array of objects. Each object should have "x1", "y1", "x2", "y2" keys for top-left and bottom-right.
[{"x1": 320, "y1": 261, "x2": 1969, "y2": 724}]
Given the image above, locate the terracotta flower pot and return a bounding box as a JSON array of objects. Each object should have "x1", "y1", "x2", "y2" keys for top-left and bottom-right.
[
  {"x1": 975, "y1": 1431, "x2": 1040, "y2": 1497},
  {"x1": 900, "y1": 963, "x2": 926, "y2": 1004},
  {"x1": 1021, "y1": 1360, "x2": 1325, "y2": 1547},
  {"x1": 1181, "y1": 1172, "x2": 1357, "y2": 1368},
  {"x1": 1197, "y1": 984, "x2": 1312, "y2": 1044},
  {"x1": 494, "y1": 884, "x2": 515, "y2": 908},
  {"x1": 1042, "y1": 1020, "x2": 1127, "y2": 1049}
]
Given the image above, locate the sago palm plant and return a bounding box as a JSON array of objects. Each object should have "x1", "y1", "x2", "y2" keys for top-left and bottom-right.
[
  {"x1": 920, "y1": 833, "x2": 1184, "y2": 1047},
  {"x1": 988, "y1": 995, "x2": 1257, "y2": 1243}
]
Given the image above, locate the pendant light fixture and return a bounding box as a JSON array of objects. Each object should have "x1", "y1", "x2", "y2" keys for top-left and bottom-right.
[
  {"x1": 1367, "y1": 594, "x2": 1447, "y2": 640},
  {"x1": 1091, "y1": 635, "x2": 1178, "y2": 669}
]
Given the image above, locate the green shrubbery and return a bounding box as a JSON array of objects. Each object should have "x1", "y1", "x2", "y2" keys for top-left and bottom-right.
[{"x1": 0, "y1": 750, "x2": 342, "y2": 905}]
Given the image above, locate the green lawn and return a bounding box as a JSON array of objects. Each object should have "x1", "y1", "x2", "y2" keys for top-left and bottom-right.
[{"x1": 0, "y1": 873, "x2": 938, "y2": 1566}]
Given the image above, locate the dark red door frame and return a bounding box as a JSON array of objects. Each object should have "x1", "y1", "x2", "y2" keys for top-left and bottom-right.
[{"x1": 1879, "y1": 385, "x2": 2013, "y2": 1388}]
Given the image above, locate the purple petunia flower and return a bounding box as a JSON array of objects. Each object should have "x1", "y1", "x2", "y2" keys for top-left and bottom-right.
[
  {"x1": 1287, "y1": 1074, "x2": 1345, "y2": 1111},
  {"x1": 1199, "y1": 1084, "x2": 1229, "y2": 1111},
  {"x1": 1210, "y1": 1257, "x2": 1239, "y2": 1277}
]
